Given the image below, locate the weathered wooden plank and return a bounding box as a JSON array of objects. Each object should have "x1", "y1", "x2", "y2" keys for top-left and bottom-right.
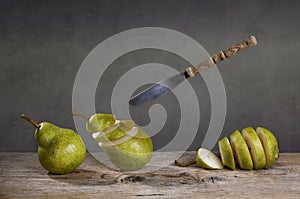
[{"x1": 0, "y1": 152, "x2": 299, "y2": 198}]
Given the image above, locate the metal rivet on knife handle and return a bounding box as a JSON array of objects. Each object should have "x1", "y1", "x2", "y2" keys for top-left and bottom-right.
[{"x1": 186, "y1": 36, "x2": 258, "y2": 77}]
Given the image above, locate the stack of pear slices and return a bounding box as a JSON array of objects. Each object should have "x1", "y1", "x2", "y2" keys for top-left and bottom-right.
[
  {"x1": 196, "y1": 127, "x2": 279, "y2": 170},
  {"x1": 91, "y1": 119, "x2": 138, "y2": 147}
]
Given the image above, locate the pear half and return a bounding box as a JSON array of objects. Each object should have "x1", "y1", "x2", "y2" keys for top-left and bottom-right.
[
  {"x1": 230, "y1": 130, "x2": 253, "y2": 170},
  {"x1": 196, "y1": 148, "x2": 223, "y2": 169},
  {"x1": 218, "y1": 137, "x2": 235, "y2": 170},
  {"x1": 242, "y1": 127, "x2": 266, "y2": 169},
  {"x1": 256, "y1": 127, "x2": 279, "y2": 168}
]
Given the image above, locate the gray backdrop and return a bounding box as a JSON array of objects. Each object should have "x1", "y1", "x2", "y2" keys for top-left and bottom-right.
[{"x1": 1, "y1": 0, "x2": 299, "y2": 152}]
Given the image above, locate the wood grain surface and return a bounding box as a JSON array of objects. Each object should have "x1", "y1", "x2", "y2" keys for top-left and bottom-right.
[{"x1": 0, "y1": 152, "x2": 299, "y2": 198}]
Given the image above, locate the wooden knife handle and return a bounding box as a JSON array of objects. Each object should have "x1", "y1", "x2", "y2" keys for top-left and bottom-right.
[
  {"x1": 212, "y1": 36, "x2": 257, "y2": 64},
  {"x1": 186, "y1": 36, "x2": 257, "y2": 77}
]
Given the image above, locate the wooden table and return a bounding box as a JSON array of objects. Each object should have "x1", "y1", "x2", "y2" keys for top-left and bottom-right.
[{"x1": 0, "y1": 152, "x2": 299, "y2": 198}]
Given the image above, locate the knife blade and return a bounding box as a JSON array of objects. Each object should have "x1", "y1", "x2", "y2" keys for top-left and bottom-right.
[
  {"x1": 129, "y1": 36, "x2": 257, "y2": 106},
  {"x1": 129, "y1": 71, "x2": 190, "y2": 106}
]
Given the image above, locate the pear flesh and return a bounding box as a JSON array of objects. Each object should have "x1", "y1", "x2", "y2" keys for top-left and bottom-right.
[
  {"x1": 230, "y1": 130, "x2": 253, "y2": 170},
  {"x1": 86, "y1": 113, "x2": 153, "y2": 171},
  {"x1": 196, "y1": 148, "x2": 223, "y2": 169},
  {"x1": 242, "y1": 127, "x2": 266, "y2": 169}
]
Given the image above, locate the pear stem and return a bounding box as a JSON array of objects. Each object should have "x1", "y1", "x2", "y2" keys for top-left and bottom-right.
[
  {"x1": 70, "y1": 112, "x2": 89, "y2": 121},
  {"x1": 21, "y1": 114, "x2": 40, "y2": 129}
]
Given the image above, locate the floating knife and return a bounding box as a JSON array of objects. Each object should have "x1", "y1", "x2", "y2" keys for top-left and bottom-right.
[{"x1": 129, "y1": 36, "x2": 257, "y2": 106}]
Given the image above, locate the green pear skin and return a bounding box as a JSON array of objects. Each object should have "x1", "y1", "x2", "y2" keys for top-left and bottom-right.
[
  {"x1": 256, "y1": 127, "x2": 279, "y2": 168},
  {"x1": 22, "y1": 115, "x2": 86, "y2": 174},
  {"x1": 242, "y1": 127, "x2": 266, "y2": 169},
  {"x1": 218, "y1": 137, "x2": 236, "y2": 170},
  {"x1": 230, "y1": 130, "x2": 253, "y2": 170},
  {"x1": 86, "y1": 113, "x2": 153, "y2": 171}
]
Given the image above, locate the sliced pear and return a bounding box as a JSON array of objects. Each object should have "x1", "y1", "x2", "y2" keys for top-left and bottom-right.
[
  {"x1": 242, "y1": 127, "x2": 266, "y2": 169},
  {"x1": 218, "y1": 137, "x2": 236, "y2": 170},
  {"x1": 196, "y1": 148, "x2": 223, "y2": 169},
  {"x1": 256, "y1": 127, "x2": 279, "y2": 168},
  {"x1": 230, "y1": 130, "x2": 253, "y2": 170}
]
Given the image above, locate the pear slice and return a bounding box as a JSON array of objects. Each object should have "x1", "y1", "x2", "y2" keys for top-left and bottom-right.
[
  {"x1": 242, "y1": 127, "x2": 266, "y2": 169},
  {"x1": 196, "y1": 148, "x2": 223, "y2": 169},
  {"x1": 92, "y1": 120, "x2": 135, "y2": 142},
  {"x1": 256, "y1": 127, "x2": 279, "y2": 168},
  {"x1": 218, "y1": 137, "x2": 236, "y2": 170},
  {"x1": 230, "y1": 130, "x2": 253, "y2": 170}
]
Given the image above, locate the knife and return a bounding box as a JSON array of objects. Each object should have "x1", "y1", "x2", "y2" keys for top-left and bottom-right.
[{"x1": 129, "y1": 36, "x2": 257, "y2": 106}]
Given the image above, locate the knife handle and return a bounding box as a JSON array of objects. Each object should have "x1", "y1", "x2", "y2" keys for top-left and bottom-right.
[{"x1": 186, "y1": 36, "x2": 257, "y2": 77}]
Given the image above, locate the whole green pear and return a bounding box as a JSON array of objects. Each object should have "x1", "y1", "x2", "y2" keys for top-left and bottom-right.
[
  {"x1": 21, "y1": 114, "x2": 86, "y2": 174},
  {"x1": 84, "y1": 113, "x2": 153, "y2": 171}
]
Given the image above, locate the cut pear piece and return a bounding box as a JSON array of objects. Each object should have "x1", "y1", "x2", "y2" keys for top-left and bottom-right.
[
  {"x1": 230, "y1": 130, "x2": 253, "y2": 170},
  {"x1": 256, "y1": 127, "x2": 279, "y2": 168},
  {"x1": 242, "y1": 127, "x2": 266, "y2": 169},
  {"x1": 218, "y1": 137, "x2": 236, "y2": 170},
  {"x1": 196, "y1": 148, "x2": 223, "y2": 170}
]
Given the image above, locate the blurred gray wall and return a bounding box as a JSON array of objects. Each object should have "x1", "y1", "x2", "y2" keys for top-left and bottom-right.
[{"x1": 1, "y1": 0, "x2": 299, "y2": 152}]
